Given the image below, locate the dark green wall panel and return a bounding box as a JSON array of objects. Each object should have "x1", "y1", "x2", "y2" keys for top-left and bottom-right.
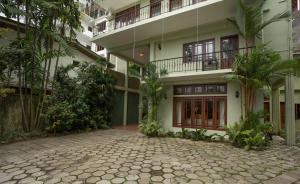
[
  {"x1": 127, "y1": 92, "x2": 139, "y2": 124},
  {"x1": 111, "y1": 90, "x2": 124, "y2": 126}
]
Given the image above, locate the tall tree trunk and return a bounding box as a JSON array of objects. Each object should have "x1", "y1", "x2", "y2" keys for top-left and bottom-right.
[{"x1": 16, "y1": 6, "x2": 29, "y2": 132}]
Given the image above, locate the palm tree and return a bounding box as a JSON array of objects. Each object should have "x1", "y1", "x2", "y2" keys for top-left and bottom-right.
[
  {"x1": 225, "y1": 45, "x2": 300, "y2": 115},
  {"x1": 130, "y1": 63, "x2": 167, "y2": 122},
  {"x1": 228, "y1": 0, "x2": 290, "y2": 51}
]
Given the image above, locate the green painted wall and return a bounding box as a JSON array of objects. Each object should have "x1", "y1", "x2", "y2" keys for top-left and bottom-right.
[
  {"x1": 111, "y1": 90, "x2": 124, "y2": 126},
  {"x1": 127, "y1": 92, "x2": 139, "y2": 124}
]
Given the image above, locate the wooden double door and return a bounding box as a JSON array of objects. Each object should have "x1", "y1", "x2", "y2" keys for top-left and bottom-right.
[{"x1": 173, "y1": 96, "x2": 227, "y2": 130}]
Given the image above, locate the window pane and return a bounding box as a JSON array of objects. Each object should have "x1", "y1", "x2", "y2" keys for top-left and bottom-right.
[
  {"x1": 216, "y1": 98, "x2": 225, "y2": 128},
  {"x1": 176, "y1": 101, "x2": 182, "y2": 126},
  {"x1": 195, "y1": 100, "x2": 202, "y2": 127},
  {"x1": 205, "y1": 98, "x2": 213, "y2": 128},
  {"x1": 185, "y1": 100, "x2": 192, "y2": 126}
]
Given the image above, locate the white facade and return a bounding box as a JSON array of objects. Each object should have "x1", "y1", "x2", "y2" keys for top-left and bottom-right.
[{"x1": 92, "y1": 0, "x2": 295, "y2": 134}]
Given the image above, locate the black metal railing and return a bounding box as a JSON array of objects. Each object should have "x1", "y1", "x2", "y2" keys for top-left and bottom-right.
[
  {"x1": 151, "y1": 47, "x2": 252, "y2": 74},
  {"x1": 95, "y1": 0, "x2": 208, "y2": 34}
]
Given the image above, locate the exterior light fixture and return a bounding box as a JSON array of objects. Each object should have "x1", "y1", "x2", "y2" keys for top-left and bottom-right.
[
  {"x1": 235, "y1": 91, "x2": 240, "y2": 98},
  {"x1": 139, "y1": 53, "x2": 144, "y2": 57}
]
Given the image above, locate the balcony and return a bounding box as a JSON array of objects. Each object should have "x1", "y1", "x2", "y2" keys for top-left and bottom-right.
[
  {"x1": 92, "y1": 0, "x2": 236, "y2": 49},
  {"x1": 151, "y1": 48, "x2": 249, "y2": 75},
  {"x1": 100, "y1": 0, "x2": 209, "y2": 33}
]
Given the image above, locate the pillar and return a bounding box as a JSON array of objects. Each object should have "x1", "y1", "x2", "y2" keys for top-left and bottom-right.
[
  {"x1": 123, "y1": 61, "x2": 128, "y2": 126},
  {"x1": 285, "y1": 75, "x2": 296, "y2": 146},
  {"x1": 271, "y1": 89, "x2": 280, "y2": 134},
  {"x1": 138, "y1": 66, "x2": 143, "y2": 123}
]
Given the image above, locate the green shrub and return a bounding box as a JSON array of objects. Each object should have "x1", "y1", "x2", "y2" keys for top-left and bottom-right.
[
  {"x1": 244, "y1": 132, "x2": 269, "y2": 150},
  {"x1": 175, "y1": 128, "x2": 193, "y2": 139},
  {"x1": 46, "y1": 62, "x2": 115, "y2": 133},
  {"x1": 226, "y1": 112, "x2": 271, "y2": 150},
  {"x1": 166, "y1": 131, "x2": 176, "y2": 137},
  {"x1": 225, "y1": 122, "x2": 243, "y2": 141},
  {"x1": 139, "y1": 120, "x2": 164, "y2": 137},
  {"x1": 191, "y1": 129, "x2": 207, "y2": 141}
]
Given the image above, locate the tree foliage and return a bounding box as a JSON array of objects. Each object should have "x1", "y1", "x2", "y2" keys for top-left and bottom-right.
[
  {"x1": 0, "y1": 0, "x2": 82, "y2": 132},
  {"x1": 46, "y1": 62, "x2": 115, "y2": 133},
  {"x1": 228, "y1": 0, "x2": 290, "y2": 48},
  {"x1": 225, "y1": 45, "x2": 300, "y2": 113}
]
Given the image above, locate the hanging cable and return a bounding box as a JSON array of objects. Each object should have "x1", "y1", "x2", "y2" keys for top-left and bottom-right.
[
  {"x1": 161, "y1": 17, "x2": 165, "y2": 51},
  {"x1": 132, "y1": 0, "x2": 137, "y2": 59}
]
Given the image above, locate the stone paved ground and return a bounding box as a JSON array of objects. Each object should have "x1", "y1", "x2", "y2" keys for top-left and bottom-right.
[{"x1": 0, "y1": 129, "x2": 300, "y2": 184}]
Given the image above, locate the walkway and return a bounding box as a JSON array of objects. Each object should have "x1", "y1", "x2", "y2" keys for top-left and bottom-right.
[{"x1": 0, "y1": 129, "x2": 300, "y2": 184}]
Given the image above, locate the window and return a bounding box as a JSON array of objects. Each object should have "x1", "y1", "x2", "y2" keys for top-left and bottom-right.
[
  {"x1": 292, "y1": 0, "x2": 300, "y2": 12},
  {"x1": 170, "y1": 0, "x2": 182, "y2": 11},
  {"x1": 221, "y1": 35, "x2": 239, "y2": 69},
  {"x1": 97, "y1": 21, "x2": 106, "y2": 32},
  {"x1": 183, "y1": 39, "x2": 215, "y2": 63},
  {"x1": 296, "y1": 104, "x2": 300, "y2": 120},
  {"x1": 173, "y1": 97, "x2": 227, "y2": 130},
  {"x1": 97, "y1": 45, "x2": 104, "y2": 51},
  {"x1": 88, "y1": 26, "x2": 93, "y2": 32},
  {"x1": 150, "y1": 0, "x2": 162, "y2": 17},
  {"x1": 115, "y1": 5, "x2": 140, "y2": 29}
]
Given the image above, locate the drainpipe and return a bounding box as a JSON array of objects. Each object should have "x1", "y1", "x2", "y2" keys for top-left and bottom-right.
[{"x1": 285, "y1": 0, "x2": 296, "y2": 146}]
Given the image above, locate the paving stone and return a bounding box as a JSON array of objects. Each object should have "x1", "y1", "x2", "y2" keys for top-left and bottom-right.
[
  {"x1": 111, "y1": 177, "x2": 125, "y2": 184},
  {"x1": 0, "y1": 130, "x2": 299, "y2": 184}
]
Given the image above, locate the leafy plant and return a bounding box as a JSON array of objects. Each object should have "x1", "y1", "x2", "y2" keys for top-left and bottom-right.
[
  {"x1": 225, "y1": 45, "x2": 300, "y2": 117},
  {"x1": 228, "y1": 0, "x2": 290, "y2": 49},
  {"x1": 46, "y1": 61, "x2": 115, "y2": 133},
  {"x1": 175, "y1": 128, "x2": 193, "y2": 139},
  {"x1": 226, "y1": 112, "x2": 271, "y2": 150},
  {"x1": 139, "y1": 119, "x2": 164, "y2": 137},
  {"x1": 191, "y1": 129, "x2": 207, "y2": 141},
  {"x1": 244, "y1": 132, "x2": 269, "y2": 150},
  {"x1": 225, "y1": 122, "x2": 244, "y2": 141}
]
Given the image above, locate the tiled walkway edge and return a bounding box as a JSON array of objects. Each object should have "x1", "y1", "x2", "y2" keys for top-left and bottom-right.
[{"x1": 264, "y1": 169, "x2": 300, "y2": 184}]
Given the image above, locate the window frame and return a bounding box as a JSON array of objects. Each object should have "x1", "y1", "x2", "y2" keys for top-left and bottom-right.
[
  {"x1": 220, "y1": 35, "x2": 239, "y2": 69},
  {"x1": 115, "y1": 5, "x2": 140, "y2": 29},
  {"x1": 97, "y1": 45, "x2": 104, "y2": 52},
  {"x1": 169, "y1": 0, "x2": 182, "y2": 11},
  {"x1": 150, "y1": 0, "x2": 162, "y2": 17},
  {"x1": 97, "y1": 21, "x2": 106, "y2": 32},
  {"x1": 182, "y1": 39, "x2": 215, "y2": 63},
  {"x1": 173, "y1": 96, "x2": 227, "y2": 130}
]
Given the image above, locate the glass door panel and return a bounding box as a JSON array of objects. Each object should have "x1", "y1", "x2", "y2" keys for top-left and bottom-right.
[
  {"x1": 194, "y1": 43, "x2": 203, "y2": 63},
  {"x1": 194, "y1": 99, "x2": 203, "y2": 127},
  {"x1": 216, "y1": 98, "x2": 226, "y2": 129},
  {"x1": 175, "y1": 100, "x2": 183, "y2": 126},
  {"x1": 184, "y1": 100, "x2": 192, "y2": 127},
  {"x1": 221, "y1": 35, "x2": 239, "y2": 69},
  {"x1": 205, "y1": 98, "x2": 214, "y2": 128}
]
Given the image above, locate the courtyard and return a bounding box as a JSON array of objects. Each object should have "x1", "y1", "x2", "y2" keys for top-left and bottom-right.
[{"x1": 0, "y1": 129, "x2": 299, "y2": 184}]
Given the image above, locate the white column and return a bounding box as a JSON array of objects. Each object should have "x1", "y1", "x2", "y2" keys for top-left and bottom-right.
[
  {"x1": 271, "y1": 89, "x2": 280, "y2": 134},
  {"x1": 138, "y1": 66, "x2": 143, "y2": 123},
  {"x1": 123, "y1": 61, "x2": 129, "y2": 126},
  {"x1": 285, "y1": 75, "x2": 296, "y2": 146}
]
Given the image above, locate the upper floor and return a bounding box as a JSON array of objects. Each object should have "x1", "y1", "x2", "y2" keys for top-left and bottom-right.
[{"x1": 93, "y1": 0, "x2": 236, "y2": 49}]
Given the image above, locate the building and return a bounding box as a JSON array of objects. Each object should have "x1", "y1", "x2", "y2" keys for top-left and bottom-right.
[
  {"x1": 77, "y1": 0, "x2": 128, "y2": 74},
  {"x1": 91, "y1": 0, "x2": 298, "y2": 137}
]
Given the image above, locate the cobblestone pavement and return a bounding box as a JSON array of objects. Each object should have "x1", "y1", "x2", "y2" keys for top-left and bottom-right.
[{"x1": 0, "y1": 129, "x2": 300, "y2": 184}]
